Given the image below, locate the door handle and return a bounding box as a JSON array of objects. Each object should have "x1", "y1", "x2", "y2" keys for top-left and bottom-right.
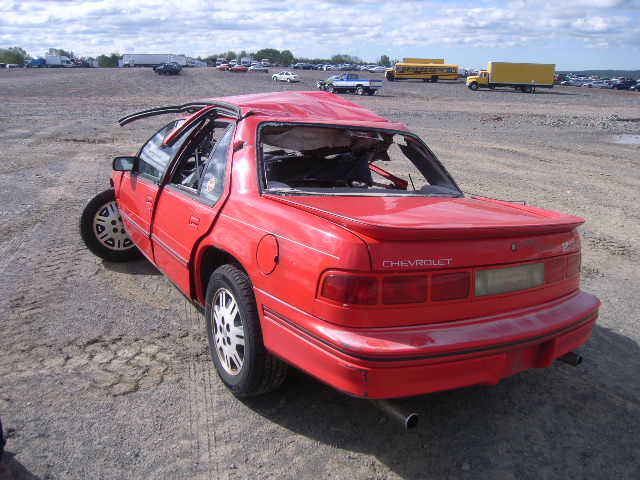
[
  {"x1": 146, "y1": 195, "x2": 154, "y2": 205},
  {"x1": 189, "y1": 214, "x2": 200, "y2": 229}
]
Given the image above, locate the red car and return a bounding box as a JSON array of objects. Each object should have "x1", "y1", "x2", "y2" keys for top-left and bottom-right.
[
  {"x1": 229, "y1": 65, "x2": 248, "y2": 72},
  {"x1": 80, "y1": 92, "x2": 599, "y2": 399}
]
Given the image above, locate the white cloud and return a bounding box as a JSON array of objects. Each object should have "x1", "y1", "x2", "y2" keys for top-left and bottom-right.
[{"x1": 0, "y1": 0, "x2": 638, "y2": 66}]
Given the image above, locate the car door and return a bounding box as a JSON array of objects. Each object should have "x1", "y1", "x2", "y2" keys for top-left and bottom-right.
[
  {"x1": 116, "y1": 120, "x2": 188, "y2": 260},
  {"x1": 151, "y1": 122, "x2": 235, "y2": 295}
]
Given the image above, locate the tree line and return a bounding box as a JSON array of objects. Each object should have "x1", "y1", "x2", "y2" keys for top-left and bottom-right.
[{"x1": 0, "y1": 46, "x2": 394, "y2": 67}]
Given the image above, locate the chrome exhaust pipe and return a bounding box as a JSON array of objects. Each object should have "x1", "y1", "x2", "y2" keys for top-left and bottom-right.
[
  {"x1": 557, "y1": 351, "x2": 583, "y2": 366},
  {"x1": 371, "y1": 400, "x2": 419, "y2": 429}
]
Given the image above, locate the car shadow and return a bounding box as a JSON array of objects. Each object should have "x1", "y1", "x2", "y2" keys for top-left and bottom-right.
[
  {"x1": 483, "y1": 89, "x2": 579, "y2": 96},
  {"x1": 240, "y1": 325, "x2": 639, "y2": 479},
  {"x1": 2, "y1": 452, "x2": 40, "y2": 480},
  {"x1": 100, "y1": 257, "x2": 161, "y2": 276}
]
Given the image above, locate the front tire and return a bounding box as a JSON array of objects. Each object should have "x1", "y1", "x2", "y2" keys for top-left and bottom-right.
[
  {"x1": 79, "y1": 188, "x2": 141, "y2": 261},
  {"x1": 205, "y1": 264, "x2": 287, "y2": 397},
  {"x1": 327, "y1": 84, "x2": 335, "y2": 93},
  {"x1": 272, "y1": 76, "x2": 278, "y2": 82},
  {"x1": 469, "y1": 82, "x2": 479, "y2": 91},
  {"x1": 355, "y1": 85, "x2": 364, "y2": 95}
]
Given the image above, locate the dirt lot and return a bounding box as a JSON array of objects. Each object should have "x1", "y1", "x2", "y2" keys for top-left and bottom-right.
[{"x1": 0, "y1": 67, "x2": 638, "y2": 480}]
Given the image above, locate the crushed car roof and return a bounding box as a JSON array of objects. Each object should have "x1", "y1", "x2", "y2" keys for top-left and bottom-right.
[{"x1": 119, "y1": 91, "x2": 407, "y2": 130}]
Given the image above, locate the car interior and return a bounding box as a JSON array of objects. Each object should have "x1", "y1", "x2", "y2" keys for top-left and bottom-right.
[{"x1": 259, "y1": 125, "x2": 462, "y2": 197}]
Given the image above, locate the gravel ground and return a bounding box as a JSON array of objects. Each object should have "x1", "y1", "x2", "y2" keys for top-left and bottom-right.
[{"x1": 0, "y1": 67, "x2": 638, "y2": 480}]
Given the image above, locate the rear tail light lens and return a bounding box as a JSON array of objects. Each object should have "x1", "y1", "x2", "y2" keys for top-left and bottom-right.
[
  {"x1": 382, "y1": 276, "x2": 427, "y2": 305},
  {"x1": 321, "y1": 275, "x2": 377, "y2": 305},
  {"x1": 566, "y1": 253, "x2": 581, "y2": 277},
  {"x1": 546, "y1": 257, "x2": 566, "y2": 283},
  {"x1": 475, "y1": 263, "x2": 544, "y2": 297},
  {"x1": 432, "y1": 272, "x2": 470, "y2": 301}
]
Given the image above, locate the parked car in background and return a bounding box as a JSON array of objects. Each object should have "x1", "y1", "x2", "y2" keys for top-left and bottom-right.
[
  {"x1": 554, "y1": 74, "x2": 568, "y2": 84},
  {"x1": 153, "y1": 62, "x2": 182, "y2": 75},
  {"x1": 566, "y1": 77, "x2": 588, "y2": 86},
  {"x1": 583, "y1": 80, "x2": 611, "y2": 88},
  {"x1": 217, "y1": 64, "x2": 230, "y2": 71},
  {"x1": 26, "y1": 58, "x2": 46, "y2": 68},
  {"x1": 230, "y1": 65, "x2": 248, "y2": 72},
  {"x1": 79, "y1": 92, "x2": 600, "y2": 400},
  {"x1": 629, "y1": 82, "x2": 640, "y2": 91},
  {"x1": 368, "y1": 65, "x2": 388, "y2": 73},
  {"x1": 272, "y1": 71, "x2": 301, "y2": 82},
  {"x1": 248, "y1": 65, "x2": 268, "y2": 72},
  {"x1": 611, "y1": 79, "x2": 637, "y2": 90},
  {"x1": 317, "y1": 73, "x2": 382, "y2": 95}
]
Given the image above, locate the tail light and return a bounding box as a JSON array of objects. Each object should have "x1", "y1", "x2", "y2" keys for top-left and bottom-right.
[
  {"x1": 382, "y1": 276, "x2": 427, "y2": 304},
  {"x1": 546, "y1": 257, "x2": 566, "y2": 283},
  {"x1": 432, "y1": 272, "x2": 470, "y2": 301},
  {"x1": 566, "y1": 253, "x2": 581, "y2": 277},
  {"x1": 320, "y1": 252, "x2": 579, "y2": 307},
  {"x1": 321, "y1": 274, "x2": 377, "y2": 305}
]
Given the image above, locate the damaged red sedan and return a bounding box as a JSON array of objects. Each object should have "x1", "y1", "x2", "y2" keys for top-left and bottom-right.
[{"x1": 80, "y1": 91, "x2": 600, "y2": 399}]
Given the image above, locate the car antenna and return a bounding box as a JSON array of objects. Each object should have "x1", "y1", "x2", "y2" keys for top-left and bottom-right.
[{"x1": 408, "y1": 174, "x2": 416, "y2": 191}]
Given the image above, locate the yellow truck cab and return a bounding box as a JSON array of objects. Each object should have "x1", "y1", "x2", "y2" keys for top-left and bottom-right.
[{"x1": 467, "y1": 62, "x2": 555, "y2": 93}]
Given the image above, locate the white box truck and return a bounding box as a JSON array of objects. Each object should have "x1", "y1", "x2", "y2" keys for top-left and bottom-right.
[
  {"x1": 121, "y1": 54, "x2": 172, "y2": 67},
  {"x1": 46, "y1": 55, "x2": 74, "y2": 68},
  {"x1": 467, "y1": 62, "x2": 555, "y2": 93}
]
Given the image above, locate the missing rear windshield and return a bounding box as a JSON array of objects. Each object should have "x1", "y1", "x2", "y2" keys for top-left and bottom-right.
[{"x1": 258, "y1": 124, "x2": 461, "y2": 197}]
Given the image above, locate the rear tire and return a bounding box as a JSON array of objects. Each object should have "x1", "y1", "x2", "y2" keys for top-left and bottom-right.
[
  {"x1": 205, "y1": 264, "x2": 287, "y2": 397},
  {"x1": 79, "y1": 188, "x2": 141, "y2": 261},
  {"x1": 431, "y1": 76, "x2": 438, "y2": 83},
  {"x1": 355, "y1": 85, "x2": 364, "y2": 95}
]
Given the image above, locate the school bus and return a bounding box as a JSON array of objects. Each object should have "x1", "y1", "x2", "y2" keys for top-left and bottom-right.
[{"x1": 385, "y1": 62, "x2": 459, "y2": 82}]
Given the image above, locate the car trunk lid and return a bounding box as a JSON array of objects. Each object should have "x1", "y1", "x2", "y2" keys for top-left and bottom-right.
[{"x1": 264, "y1": 195, "x2": 583, "y2": 241}]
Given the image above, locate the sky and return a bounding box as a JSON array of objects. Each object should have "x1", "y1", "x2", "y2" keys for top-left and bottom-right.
[{"x1": 1, "y1": 0, "x2": 639, "y2": 70}]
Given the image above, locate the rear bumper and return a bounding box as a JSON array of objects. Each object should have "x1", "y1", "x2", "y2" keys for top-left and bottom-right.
[{"x1": 256, "y1": 290, "x2": 600, "y2": 399}]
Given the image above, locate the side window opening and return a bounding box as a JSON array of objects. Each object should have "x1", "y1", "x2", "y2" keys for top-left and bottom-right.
[
  {"x1": 170, "y1": 119, "x2": 220, "y2": 191},
  {"x1": 137, "y1": 120, "x2": 189, "y2": 182},
  {"x1": 198, "y1": 125, "x2": 234, "y2": 204}
]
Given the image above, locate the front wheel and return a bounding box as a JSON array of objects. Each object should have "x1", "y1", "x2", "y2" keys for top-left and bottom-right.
[
  {"x1": 272, "y1": 76, "x2": 278, "y2": 82},
  {"x1": 431, "y1": 76, "x2": 438, "y2": 83},
  {"x1": 79, "y1": 188, "x2": 141, "y2": 261},
  {"x1": 355, "y1": 85, "x2": 364, "y2": 95},
  {"x1": 287, "y1": 78, "x2": 291, "y2": 83},
  {"x1": 205, "y1": 264, "x2": 287, "y2": 397},
  {"x1": 468, "y1": 82, "x2": 479, "y2": 91},
  {"x1": 327, "y1": 84, "x2": 335, "y2": 93}
]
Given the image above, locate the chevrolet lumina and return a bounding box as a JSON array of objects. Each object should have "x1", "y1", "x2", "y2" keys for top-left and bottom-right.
[{"x1": 80, "y1": 91, "x2": 600, "y2": 398}]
